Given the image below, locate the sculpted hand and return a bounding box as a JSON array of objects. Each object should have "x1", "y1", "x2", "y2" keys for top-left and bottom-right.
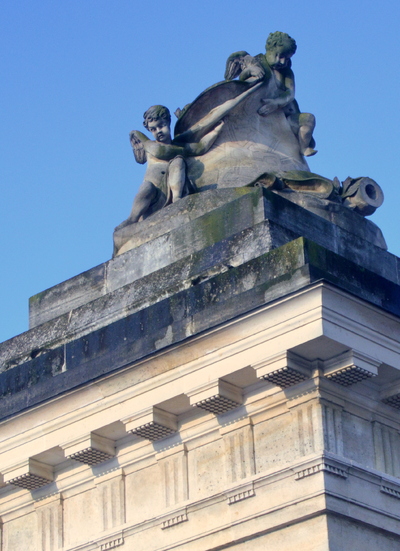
[
  {"x1": 245, "y1": 71, "x2": 265, "y2": 84},
  {"x1": 213, "y1": 120, "x2": 225, "y2": 135},
  {"x1": 257, "y1": 99, "x2": 278, "y2": 116},
  {"x1": 129, "y1": 130, "x2": 148, "y2": 164},
  {"x1": 253, "y1": 68, "x2": 265, "y2": 81},
  {"x1": 195, "y1": 120, "x2": 225, "y2": 154}
]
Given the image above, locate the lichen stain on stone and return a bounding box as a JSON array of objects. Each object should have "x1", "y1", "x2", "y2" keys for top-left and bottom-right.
[
  {"x1": 155, "y1": 325, "x2": 173, "y2": 350},
  {"x1": 185, "y1": 318, "x2": 195, "y2": 339},
  {"x1": 266, "y1": 238, "x2": 305, "y2": 272},
  {"x1": 261, "y1": 269, "x2": 301, "y2": 300},
  {"x1": 196, "y1": 198, "x2": 248, "y2": 249},
  {"x1": 241, "y1": 271, "x2": 258, "y2": 291},
  {"x1": 29, "y1": 290, "x2": 48, "y2": 305}
]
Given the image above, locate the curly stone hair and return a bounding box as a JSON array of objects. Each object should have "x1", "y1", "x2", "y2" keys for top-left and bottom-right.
[
  {"x1": 143, "y1": 105, "x2": 171, "y2": 130},
  {"x1": 265, "y1": 32, "x2": 297, "y2": 56}
]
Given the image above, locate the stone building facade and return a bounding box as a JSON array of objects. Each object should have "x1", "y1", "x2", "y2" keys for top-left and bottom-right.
[{"x1": 0, "y1": 187, "x2": 399, "y2": 550}]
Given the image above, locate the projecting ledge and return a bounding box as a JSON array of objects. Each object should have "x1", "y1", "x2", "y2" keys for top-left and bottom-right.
[
  {"x1": 122, "y1": 407, "x2": 178, "y2": 442},
  {"x1": 3, "y1": 458, "x2": 53, "y2": 490},
  {"x1": 62, "y1": 433, "x2": 115, "y2": 466},
  {"x1": 381, "y1": 381, "x2": 400, "y2": 411},
  {"x1": 187, "y1": 379, "x2": 243, "y2": 415},
  {"x1": 1, "y1": 237, "x2": 400, "y2": 427}
]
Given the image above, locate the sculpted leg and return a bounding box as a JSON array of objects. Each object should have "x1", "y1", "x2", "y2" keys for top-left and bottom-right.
[
  {"x1": 127, "y1": 180, "x2": 158, "y2": 223},
  {"x1": 167, "y1": 156, "x2": 186, "y2": 202},
  {"x1": 298, "y1": 113, "x2": 317, "y2": 157}
]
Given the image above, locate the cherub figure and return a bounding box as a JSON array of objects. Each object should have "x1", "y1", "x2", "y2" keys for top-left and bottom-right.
[
  {"x1": 120, "y1": 82, "x2": 264, "y2": 226},
  {"x1": 224, "y1": 32, "x2": 317, "y2": 157},
  {"x1": 122, "y1": 105, "x2": 224, "y2": 225}
]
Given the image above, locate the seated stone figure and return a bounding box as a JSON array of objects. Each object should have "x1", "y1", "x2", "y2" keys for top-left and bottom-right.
[
  {"x1": 224, "y1": 32, "x2": 317, "y2": 157},
  {"x1": 118, "y1": 84, "x2": 267, "y2": 227},
  {"x1": 120, "y1": 105, "x2": 224, "y2": 226},
  {"x1": 114, "y1": 31, "x2": 384, "y2": 259}
]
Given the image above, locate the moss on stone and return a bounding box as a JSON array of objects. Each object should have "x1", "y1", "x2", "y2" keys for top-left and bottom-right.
[
  {"x1": 29, "y1": 290, "x2": 48, "y2": 305},
  {"x1": 188, "y1": 197, "x2": 247, "y2": 248}
]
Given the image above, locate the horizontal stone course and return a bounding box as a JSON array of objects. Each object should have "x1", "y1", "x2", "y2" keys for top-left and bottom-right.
[
  {"x1": 1, "y1": 187, "x2": 399, "y2": 425},
  {"x1": 3, "y1": 188, "x2": 397, "y2": 374},
  {"x1": 0, "y1": 236, "x2": 399, "y2": 422},
  {"x1": 0, "y1": 218, "x2": 296, "y2": 370},
  {"x1": 28, "y1": 187, "x2": 397, "y2": 332},
  {"x1": 30, "y1": 188, "x2": 265, "y2": 328}
]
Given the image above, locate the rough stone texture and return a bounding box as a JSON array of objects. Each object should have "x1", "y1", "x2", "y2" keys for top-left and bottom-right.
[{"x1": 275, "y1": 188, "x2": 387, "y2": 249}]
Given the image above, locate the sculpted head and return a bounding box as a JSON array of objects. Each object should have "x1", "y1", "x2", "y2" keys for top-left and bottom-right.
[
  {"x1": 143, "y1": 105, "x2": 172, "y2": 143},
  {"x1": 265, "y1": 32, "x2": 297, "y2": 69}
]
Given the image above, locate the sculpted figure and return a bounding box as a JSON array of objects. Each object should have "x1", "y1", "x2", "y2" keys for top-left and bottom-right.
[
  {"x1": 225, "y1": 32, "x2": 317, "y2": 157},
  {"x1": 122, "y1": 105, "x2": 223, "y2": 225},
  {"x1": 119, "y1": 83, "x2": 264, "y2": 226},
  {"x1": 114, "y1": 32, "x2": 384, "y2": 257}
]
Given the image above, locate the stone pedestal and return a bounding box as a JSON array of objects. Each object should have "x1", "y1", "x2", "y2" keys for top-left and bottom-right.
[{"x1": 0, "y1": 188, "x2": 399, "y2": 550}]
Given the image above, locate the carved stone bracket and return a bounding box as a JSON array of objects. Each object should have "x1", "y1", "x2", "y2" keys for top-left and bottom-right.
[
  {"x1": 226, "y1": 481, "x2": 255, "y2": 505},
  {"x1": 380, "y1": 485, "x2": 400, "y2": 500},
  {"x1": 380, "y1": 381, "x2": 400, "y2": 410},
  {"x1": 3, "y1": 458, "x2": 53, "y2": 490},
  {"x1": 295, "y1": 460, "x2": 348, "y2": 481},
  {"x1": 381, "y1": 394, "x2": 400, "y2": 410},
  {"x1": 123, "y1": 407, "x2": 178, "y2": 441},
  {"x1": 187, "y1": 379, "x2": 243, "y2": 415},
  {"x1": 95, "y1": 469, "x2": 126, "y2": 532},
  {"x1": 63, "y1": 434, "x2": 115, "y2": 466},
  {"x1": 220, "y1": 418, "x2": 255, "y2": 484},
  {"x1": 34, "y1": 494, "x2": 63, "y2": 550},
  {"x1": 98, "y1": 533, "x2": 124, "y2": 550},
  {"x1": 372, "y1": 421, "x2": 400, "y2": 477},
  {"x1": 254, "y1": 351, "x2": 311, "y2": 388},
  {"x1": 161, "y1": 507, "x2": 188, "y2": 530},
  {"x1": 323, "y1": 350, "x2": 380, "y2": 386},
  {"x1": 156, "y1": 444, "x2": 188, "y2": 507}
]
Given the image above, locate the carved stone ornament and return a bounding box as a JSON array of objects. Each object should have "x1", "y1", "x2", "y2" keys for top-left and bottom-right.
[{"x1": 114, "y1": 32, "x2": 384, "y2": 250}]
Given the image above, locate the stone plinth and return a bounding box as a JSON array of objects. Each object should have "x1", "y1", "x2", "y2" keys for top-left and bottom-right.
[{"x1": 0, "y1": 189, "x2": 399, "y2": 550}]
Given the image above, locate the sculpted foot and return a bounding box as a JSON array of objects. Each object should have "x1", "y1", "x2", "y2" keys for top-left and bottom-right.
[
  {"x1": 303, "y1": 147, "x2": 318, "y2": 157},
  {"x1": 114, "y1": 218, "x2": 136, "y2": 231}
]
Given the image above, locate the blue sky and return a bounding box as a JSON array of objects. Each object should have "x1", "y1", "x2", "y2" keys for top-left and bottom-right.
[{"x1": 1, "y1": 0, "x2": 400, "y2": 343}]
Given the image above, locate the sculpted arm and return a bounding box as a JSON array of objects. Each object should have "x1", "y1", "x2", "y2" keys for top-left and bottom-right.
[
  {"x1": 238, "y1": 56, "x2": 267, "y2": 83},
  {"x1": 144, "y1": 140, "x2": 185, "y2": 160},
  {"x1": 258, "y1": 68, "x2": 295, "y2": 116},
  {"x1": 131, "y1": 130, "x2": 200, "y2": 161},
  {"x1": 224, "y1": 53, "x2": 268, "y2": 83},
  {"x1": 279, "y1": 69, "x2": 295, "y2": 107},
  {"x1": 175, "y1": 81, "x2": 263, "y2": 143},
  {"x1": 133, "y1": 125, "x2": 223, "y2": 160},
  {"x1": 181, "y1": 121, "x2": 224, "y2": 155}
]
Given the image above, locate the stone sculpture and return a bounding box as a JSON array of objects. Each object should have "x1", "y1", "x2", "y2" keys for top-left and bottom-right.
[
  {"x1": 117, "y1": 83, "x2": 264, "y2": 228},
  {"x1": 115, "y1": 31, "x2": 383, "y2": 239},
  {"x1": 117, "y1": 106, "x2": 222, "y2": 226},
  {"x1": 224, "y1": 31, "x2": 317, "y2": 157}
]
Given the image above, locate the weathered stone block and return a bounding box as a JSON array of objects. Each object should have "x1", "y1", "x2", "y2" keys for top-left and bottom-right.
[{"x1": 2, "y1": 235, "x2": 400, "y2": 424}]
